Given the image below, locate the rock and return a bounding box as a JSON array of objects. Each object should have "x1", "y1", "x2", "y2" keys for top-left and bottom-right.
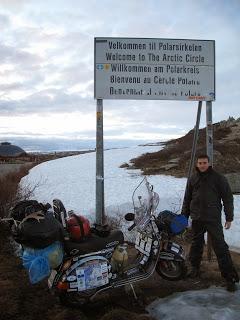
[
  {"x1": 169, "y1": 158, "x2": 180, "y2": 164},
  {"x1": 225, "y1": 173, "x2": 240, "y2": 194},
  {"x1": 119, "y1": 162, "x2": 130, "y2": 168},
  {"x1": 213, "y1": 150, "x2": 223, "y2": 158},
  {"x1": 160, "y1": 163, "x2": 178, "y2": 171}
]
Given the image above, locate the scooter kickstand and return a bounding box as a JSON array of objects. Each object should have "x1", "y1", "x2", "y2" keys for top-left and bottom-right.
[{"x1": 130, "y1": 283, "x2": 138, "y2": 300}]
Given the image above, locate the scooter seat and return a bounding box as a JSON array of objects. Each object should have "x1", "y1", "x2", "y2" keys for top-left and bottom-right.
[{"x1": 64, "y1": 230, "x2": 124, "y2": 256}]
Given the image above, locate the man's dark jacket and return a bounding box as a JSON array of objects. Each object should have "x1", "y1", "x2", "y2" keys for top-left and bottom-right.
[{"x1": 181, "y1": 167, "x2": 233, "y2": 222}]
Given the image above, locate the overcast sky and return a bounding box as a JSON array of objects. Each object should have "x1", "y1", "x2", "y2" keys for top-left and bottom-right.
[{"x1": 0, "y1": 0, "x2": 239, "y2": 144}]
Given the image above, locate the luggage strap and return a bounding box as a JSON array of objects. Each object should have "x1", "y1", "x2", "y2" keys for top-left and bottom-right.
[
  {"x1": 20, "y1": 211, "x2": 45, "y2": 225},
  {"x1": 71, "y1": 214, "x2": 85, "y2": 237}
]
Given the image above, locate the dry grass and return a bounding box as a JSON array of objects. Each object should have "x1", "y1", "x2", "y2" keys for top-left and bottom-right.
[{"x1": 0, "y1": 165, "x2": 33, "y2": 218}]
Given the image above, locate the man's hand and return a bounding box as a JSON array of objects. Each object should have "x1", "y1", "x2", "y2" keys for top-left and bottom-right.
[{"x1": 224, "y1": 221, "x2": 232, "y2": 229}]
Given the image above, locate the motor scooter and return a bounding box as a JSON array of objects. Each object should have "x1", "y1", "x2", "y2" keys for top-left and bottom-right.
[{"x1": 49, "y1": 177, "x2": 187, "y2": 306}]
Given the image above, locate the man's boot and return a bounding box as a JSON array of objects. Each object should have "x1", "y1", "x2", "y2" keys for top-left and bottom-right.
[
  {"x1": 188, "y1": 266, "x2": 200, "y2": 278},
  {"x1": 226, "y1": 280, "x2": 237, "y2": 292},
  {"x1": 225, "y1": 270, "x2": 239, "y2": 292}
]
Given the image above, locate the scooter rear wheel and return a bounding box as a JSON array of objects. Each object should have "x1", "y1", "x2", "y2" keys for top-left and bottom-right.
[{"x1": 156, "y1": 260, "x2": 187, "y2": 281}]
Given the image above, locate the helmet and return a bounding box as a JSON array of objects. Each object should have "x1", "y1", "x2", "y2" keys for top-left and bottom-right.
[{"x1": 66, "y1": 213, "x2": 91, "y2": 241}]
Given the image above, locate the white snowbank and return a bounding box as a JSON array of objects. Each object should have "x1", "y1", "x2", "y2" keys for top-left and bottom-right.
[{"x1": 147, "y1": 285, "x2": 240, "y2": 320}]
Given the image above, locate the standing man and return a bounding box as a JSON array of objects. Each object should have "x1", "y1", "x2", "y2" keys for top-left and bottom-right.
[{"x1": 182, "y1": 154, "x2": 239, "y2": 291}]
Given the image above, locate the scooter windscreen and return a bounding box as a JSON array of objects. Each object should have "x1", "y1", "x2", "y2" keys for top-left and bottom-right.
[{"x1": 132, "y1": 177, "x2": 159, "y2": 229}]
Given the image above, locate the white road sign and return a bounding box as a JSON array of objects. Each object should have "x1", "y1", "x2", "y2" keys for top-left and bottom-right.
[{"x1": 94, "y1": 37, "x2": 215, "y2": 101}]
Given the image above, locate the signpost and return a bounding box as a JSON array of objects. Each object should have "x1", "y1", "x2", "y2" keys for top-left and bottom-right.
[
  {"x1": 206, "y1": 100, "x2": 213, "y2": 260},
  {"x1": 94, "y1": 37, "x2": 215, "y2": 224},
  {"x1": 95, "y1": 37, "x2": 215, "y2": 101}
]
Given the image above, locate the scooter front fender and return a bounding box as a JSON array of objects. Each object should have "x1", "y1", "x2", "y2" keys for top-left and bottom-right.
[
  {"x1": 159, "y1": 241, "x2": 185, "y2": 262},
  {"x1": 159, "y1": 251, "x2": 184, "y2": 262}
]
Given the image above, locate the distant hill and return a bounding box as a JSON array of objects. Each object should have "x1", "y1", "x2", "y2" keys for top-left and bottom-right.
[
  {"x1": 126, "y1": 117, "x2": 240, "y2": 178},
  {"x1": 0, "y1": 142, "x2": 26, "y2": 157}
]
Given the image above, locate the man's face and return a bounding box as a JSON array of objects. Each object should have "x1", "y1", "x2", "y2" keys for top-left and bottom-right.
[{"x1": 196, "y1": 157, "x2": 210, "y2": 172}]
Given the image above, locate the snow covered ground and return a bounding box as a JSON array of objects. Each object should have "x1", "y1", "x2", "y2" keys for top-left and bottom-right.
[
  {"x1": 20, "y1": 145, "x2": 186, "y2": 216},
  {"x1": 147, "y1": 285, "x2": 240, "y2": 320},
  {"x1": 20, "y1": 145, "x2": 240, "y2": 319}
]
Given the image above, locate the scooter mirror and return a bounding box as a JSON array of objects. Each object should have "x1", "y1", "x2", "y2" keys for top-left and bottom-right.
[
  {"x1": 44, "y1": 203, "x2": 51, "y2": 210},
  {"x1": 125, "y1": 212, "x2": 135, "y2": 221}
]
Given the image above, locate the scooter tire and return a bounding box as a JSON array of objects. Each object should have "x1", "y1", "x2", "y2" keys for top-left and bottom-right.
[{"x1": 156, "y1": 260, "x2": 187, "y2": 281}]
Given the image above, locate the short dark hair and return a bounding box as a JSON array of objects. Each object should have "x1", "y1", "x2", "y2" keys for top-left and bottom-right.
[{"x1": 197, "y1": 154, "x2": 210, "y2": 161}]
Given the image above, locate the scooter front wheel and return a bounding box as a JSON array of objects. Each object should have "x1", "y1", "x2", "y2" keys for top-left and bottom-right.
[{"x1": 156, "y1": 260, "x2": 187, "y2": 281}]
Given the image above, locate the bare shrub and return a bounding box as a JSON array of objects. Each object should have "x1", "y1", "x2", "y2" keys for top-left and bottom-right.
[
  {"x1": 105, "y1": 213, "x2": 125, "y2": 230},
  {"x1": 0, "y1": 164, "x2": 38, "y2": 218}
]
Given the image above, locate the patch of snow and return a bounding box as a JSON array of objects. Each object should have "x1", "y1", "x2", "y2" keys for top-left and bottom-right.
[{"x1": 147, "y1": 285, "x2": 240, "y2": 320}]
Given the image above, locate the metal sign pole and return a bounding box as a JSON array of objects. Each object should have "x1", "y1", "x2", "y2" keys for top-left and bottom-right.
[
  {"x1": 96, "y1": 99, "x2": 104, "y2": 225},
  {"x1": 206, "y1": 101, "x2": 213, "y2": 165},
  {"x1": 182, "y1": 101, "x2": 202, "y2": 214},
  {"x1": 187, "y1": 101, "x2": 202, "y2": 181},
  {"x1": 206, "y1": 100, "x2": 213, "y2": 261}
]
